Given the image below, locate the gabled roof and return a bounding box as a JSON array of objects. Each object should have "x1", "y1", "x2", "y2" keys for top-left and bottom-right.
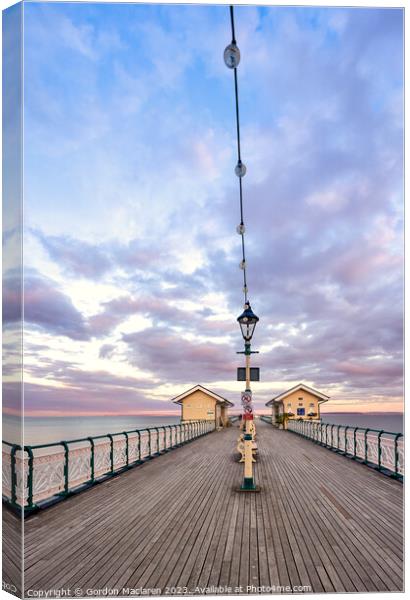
[
  {"x1": 171, "y1": 384, "x2": 234, "y2": 407},
  {"x1": 265, "y1": 383, "x2": 330, "y2": 407}
]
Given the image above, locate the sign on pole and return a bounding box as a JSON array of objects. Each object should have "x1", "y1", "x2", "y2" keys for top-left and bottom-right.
[
  {"x1": 241, "y1": 391, "x2": 254, "y2": 420},
  {"x1": 237, "y1": 367, "x2": 260, "y2": 382}
]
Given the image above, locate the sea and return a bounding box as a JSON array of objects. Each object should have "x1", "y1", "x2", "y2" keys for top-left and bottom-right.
[
  {"x1": 2, "y1": 412, "x2": 403, "y2": 446},
  {"x1": 2, "y1": 415, "x2": 181, "y2": 446},
  {"x1": 320, "y1": 412, "x2": 403, "y2": 434}
]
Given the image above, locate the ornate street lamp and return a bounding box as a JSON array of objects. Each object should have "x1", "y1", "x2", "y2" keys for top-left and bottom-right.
[
  {"x1": 236, "y1": 301, "x2": 260, "y2": 491},
  {"x1": 237, "y1": 302, "x2": 259, "y2": 343}
]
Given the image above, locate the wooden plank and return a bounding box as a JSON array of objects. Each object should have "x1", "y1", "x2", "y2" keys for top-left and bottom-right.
[
  {"x1": 26, "y1": 452, "x2": 211, "y2": 588},
  {"x1": 6, "y1": 418, "x2": 401, "y2": 596}
]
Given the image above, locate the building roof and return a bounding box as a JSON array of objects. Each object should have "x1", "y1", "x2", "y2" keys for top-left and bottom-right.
[
  {"x1": 171, "y1": 384, "x2": 234, "y2": 408},
  {"x1": 265, "y1": 383, "x2": 330, "y2": 407}
]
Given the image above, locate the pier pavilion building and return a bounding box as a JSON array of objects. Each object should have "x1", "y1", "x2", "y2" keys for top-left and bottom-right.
[
  {"x1": 266, "y1": 382, "x2": 329, "y2": 427},
  {"x1": 172, "y1": 384, "x2": 234, "y2": 428}
]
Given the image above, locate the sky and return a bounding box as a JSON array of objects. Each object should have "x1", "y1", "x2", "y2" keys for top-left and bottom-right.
[{"x1": 3, "y1": 2, "x2": 404, "y2": 416}]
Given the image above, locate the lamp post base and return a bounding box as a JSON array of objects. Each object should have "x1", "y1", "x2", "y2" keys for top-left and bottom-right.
[{"x1": 237, "y1": 477, "x2": 261, "y2": 493}]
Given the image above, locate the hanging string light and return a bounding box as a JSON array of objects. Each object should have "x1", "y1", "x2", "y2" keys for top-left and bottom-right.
[{"x1": 223, "y1": 5, "x2": 249, "y2": 306}]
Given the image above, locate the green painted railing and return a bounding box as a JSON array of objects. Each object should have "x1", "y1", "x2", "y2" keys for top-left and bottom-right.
[
  {"x1": 259, "y1": 415, "x2": 272, "y2": 424},
  {"x1": 284, "y1": 419, "x2": 404, "y2": 480},
  {"x1": 2, "y1": 420, "x2": 215, "y2": 515}
]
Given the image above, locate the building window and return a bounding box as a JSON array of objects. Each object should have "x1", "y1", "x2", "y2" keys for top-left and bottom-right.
[
  {"x1": 298, "y1": 402, "x2": 303, "y2": 407},
  {"x1": 297, "y1": 408, "x2": 305, "y2": 416},
  {"x1": 309, "y1": 403, "x2": 314, "y2": 407},
  {"x1": 287, "y1": 403, "x2": 291, "y2": 408}
]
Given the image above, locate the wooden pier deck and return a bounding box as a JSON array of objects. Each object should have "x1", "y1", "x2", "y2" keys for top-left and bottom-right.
[{"x1": 4, "y1": 420, "x2": 404, "y2": 595}]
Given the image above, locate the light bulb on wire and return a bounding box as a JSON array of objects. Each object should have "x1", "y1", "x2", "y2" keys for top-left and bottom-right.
[
  {"x1": 235, "y1": 160, "x2": 246, "y2": 177},
  {"x1": 223, "y1": 43, "x2": 241, "y2": 69}
]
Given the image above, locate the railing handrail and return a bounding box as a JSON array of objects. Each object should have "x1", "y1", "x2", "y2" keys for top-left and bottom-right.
[
  {"x1": 286, "y1": 419, "x2": 404, "y2": 480},
  {"x1": 286, "y1": 419, "x2": 402, "y2": 437},
  {"x1": 2, "y1": 419, "x2": 216, "y2": 514},
  {"x1": 2, "y1": 419, "x2": 216, "y2": 451}
]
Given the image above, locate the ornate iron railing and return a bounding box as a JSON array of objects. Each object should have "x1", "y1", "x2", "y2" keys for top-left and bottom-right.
[
  {"x1": 286, "y1": 420, "x2": 404, "y2": 480},
  {"x1": 2, "y1": 420, "x2": 215, "y2": 514}
]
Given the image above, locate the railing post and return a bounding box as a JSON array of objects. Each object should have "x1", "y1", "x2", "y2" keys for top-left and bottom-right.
[
  {"x1": 353, "y1": 427, "x2": 359, "y2": 459},
  {"x1": 24, "y1": 447, "x2": 34, "y2": 510},
  {"x1": 107, "y1": 434, "x2": 114, "y2": 472},
  {"x1": 337, "y1": 425, "x2": 341, "y2": 451},
  {"x1": 148, "y1": 429, "x2": 152, "y2": 457},
  {"x1": 136, "y1": 430, "x2": 141, "y2": 461},
  {"x1": 345, "y1": 427, "x2": 348, "y2": 454},
  {"x1": 88, "y1": 437, "x2": 95, "y2": 481},
  {"x1": 154, "y1": 427, "x2": 160, "y2": 455},
  {"x1": 377, "y1": 431, "x2": 384, "y2": 470},
  {"x1": 364, "y1": 429, "x2": 370, "y2": 463},
  {"x1": 394, "y1": 433, "x2": 403, "y2": 477},
  {"x1": 10, "y1": 445, "x2": 18, "y2": 505},
  {"x1": 62, "y1": 441, "x2": 69, "y2": 494},
  {"x1": 123, "y1": 432, "x2": 129, "y2": 466}
]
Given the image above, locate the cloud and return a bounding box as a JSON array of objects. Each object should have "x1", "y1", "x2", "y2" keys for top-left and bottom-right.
[
  {"x1": 20, "y1": 273, "x2": 90, "y2": 340},
  {"x1": 99, "y1": 343, "x2": 116, "y2": 359},
  {"x1": 19, "y1": 4, "x2": 403, "y2": 414},
  {"x1": 35, "y1": 231, "x2": 112, "y2": 279},
  {"x1": 122, "y1": 326, "x2": 236, "y2": 384}
]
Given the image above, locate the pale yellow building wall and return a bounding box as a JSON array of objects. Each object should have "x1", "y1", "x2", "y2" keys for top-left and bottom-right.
[
  {"x1": 281, "y1": 389, "x2": 324, "y2": 420},
  {"x1": 180, "y1": 390, "x2": 217, "y2": 422}
]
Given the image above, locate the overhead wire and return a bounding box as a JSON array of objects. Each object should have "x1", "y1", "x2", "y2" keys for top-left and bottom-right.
[{"x1": 227, "y1": 5, "x2": 249, "y2": 305}]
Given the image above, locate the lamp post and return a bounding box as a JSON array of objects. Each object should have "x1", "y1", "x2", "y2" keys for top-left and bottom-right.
[{"x1": 237, "y1": 301, "x2": 260, "y2": 491}]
